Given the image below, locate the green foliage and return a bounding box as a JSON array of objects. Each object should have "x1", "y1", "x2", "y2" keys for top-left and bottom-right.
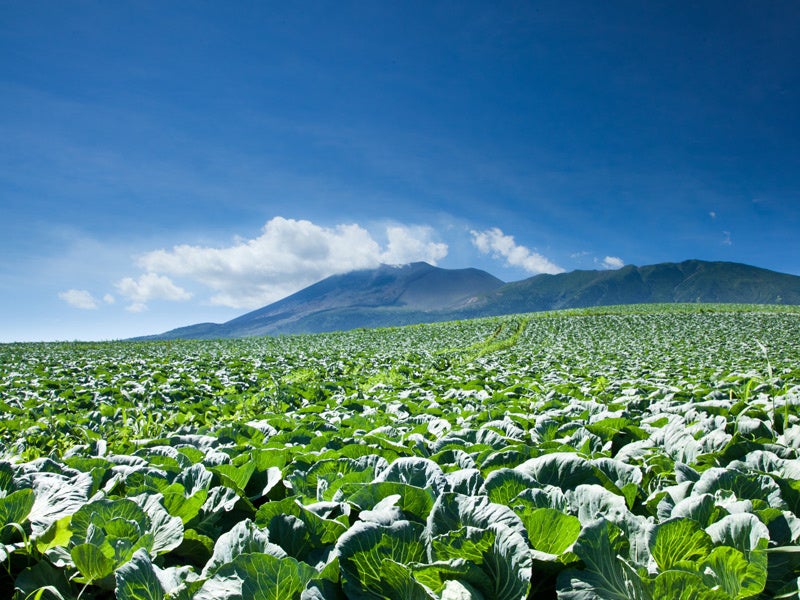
[
  {"x1": 1, "y1": 305, "x2": 800, "y2": 598},
  {"x1": 337, "y1": 520, "x2": 429, "y2": 599},
  {"x1": 558, "y1": 519, "x2": 651, "y2": 600},
  {"x1": 522, "y1": 507, "x2": 581, "y2": 556},
  {"x1": 650, "y1": 518, "x2": 713, "y2": 570}
]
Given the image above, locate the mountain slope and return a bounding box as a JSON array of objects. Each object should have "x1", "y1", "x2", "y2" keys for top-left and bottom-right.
[
  {"x1": 147, "y1": 262, "x2": 504, "y2": 339},
  {"x1": 468, "y1": 260, "x2": 800, "y2": 316},
  {"x1": 140, "y1": 259, "x2": 800, "y2": 340}
]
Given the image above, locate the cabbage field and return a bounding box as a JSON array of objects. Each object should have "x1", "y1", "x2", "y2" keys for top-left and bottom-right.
[{"x1": 2, "y1": 304, "x2": 800, "y2": 599}]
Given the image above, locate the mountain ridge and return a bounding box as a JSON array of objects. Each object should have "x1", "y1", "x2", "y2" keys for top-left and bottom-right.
[
  {"x1": 136, "y1": 259, "x2": 800, "y2": 340},
  {"x1": 181, "y1": 262, "x2": 503, "y2": 339}
]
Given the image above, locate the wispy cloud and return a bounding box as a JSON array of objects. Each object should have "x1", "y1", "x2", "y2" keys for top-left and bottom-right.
[
  {"x1": 470, "y1": 227, "x2": 563, "y2": 274},
  {"x1": 124, "y1": 217, "x2": 448, "y2": 310},
  {"x1": 58, "y1": 289, "x2": 99, "y2": 310},
  {"x1": 722, "y1": 231, "x2": 733, "y2": 246}
]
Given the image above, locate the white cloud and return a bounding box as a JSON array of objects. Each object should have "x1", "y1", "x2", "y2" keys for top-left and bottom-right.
[
  {"x1": 709, "y1": 211, "x2": 717, "y2": 219},
  {"x1": 601, "y1": 256, "x2": 625, "y2": 270},
  {"x1": 103, "y1": 294, "x2": 115, "y2": 304},
  {"x1": 115, "y1": 273, "x2": 192, "y2": 312},
  {"x1": 470, "y1": 227, "x2": 563, "y2": 274},
  {"x1": 128, "y1": 217, "x2": 448, "y2": 310},
  {"x1": 380, "y1": 225, "x2": 448, "y2": 265},
  {"x1": 722, "y1": 231, "x2": 732, "y2": 246},
  {"x1": 58, "y1": 289, "x2": 98, "y2": 310}
]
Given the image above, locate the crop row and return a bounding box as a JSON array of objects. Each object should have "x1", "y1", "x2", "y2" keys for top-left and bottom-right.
[{"x1": 1, "y1": 305, "x2": 800, "y2": 598}]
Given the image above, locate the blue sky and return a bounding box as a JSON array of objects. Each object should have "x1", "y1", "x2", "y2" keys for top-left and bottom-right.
[{"x1": 2, "y1": 1, "x2": 799, "y2": 342}]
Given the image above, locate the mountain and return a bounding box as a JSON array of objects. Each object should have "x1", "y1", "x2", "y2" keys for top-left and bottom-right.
[
  {"x1": 463, "y1": 259, "x2": 800, "y2": 316},
  {"x1": 143, "y1": 262, "x2": 504, "y2": 339},
  {"x1": 140, "y1": 259, "x2": 800, "y2": 340}
]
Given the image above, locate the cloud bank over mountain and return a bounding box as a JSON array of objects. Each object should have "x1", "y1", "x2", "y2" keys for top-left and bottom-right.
[
  {"x1": 116, "y1": 217, "x2": 448, "y2": 310},
  {"x1": 56, "y1": 218, "x2": 630, "y2": 316}
]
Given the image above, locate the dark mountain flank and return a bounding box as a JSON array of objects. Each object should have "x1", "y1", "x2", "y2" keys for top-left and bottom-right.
[
  {"x1": 139, "y1": 260, "x2": 800, "y2": 340},
  {"x1": 465, "y1": 260, "x2": 800, "y2": 316},
  {"x1": 142, "y1": 262, "x2": 504, "y2": 339}
]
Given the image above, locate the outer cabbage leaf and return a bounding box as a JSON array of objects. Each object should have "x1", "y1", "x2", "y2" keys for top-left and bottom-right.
[
  {"x1": 376, "y1": 457, "x2": 448, "y2": 495},
  {"x1": 0, "y1": 462, "x2": 14, "y2": 495},
  {"x1": 343, "y1": 481, "x2": 435, "y2": 525},
  {"x1": 670, "y1": 493, "x2": 725, "y2": 528},
  {"x1": 567, "y1": 484, "x2": 629, "y2": 525},
  {"x1": 174, "y1": 463, "x2": 214, "y2": 496},
  {"x1": 34, "y1": 514, "x2": 72, "y2": 556},
  {"x1": 336, "y1": 519, "x2": 429, "y2": 599},
  {"x1": 160, "y1": 482, "x2": 208, "y2": 524},
  {"x1": 522, "y1": 508, "x2": 581, "y2": 557},
  {"x1": 114, "y1": 548, "x2": 203, "y2": 600},
  {"x1": 649, "y1": 518, "x2": 713, "y2": 570},
  {"x1": 557, "y1": 519, "x2": 652, "y2": 600},
  {"x1": 480, "y1": 468, "x2": 539, "y2": 506},
  {"x1": 192, "y1": 485, "x2": 255, "y2": 538},
  {"x1": 132, "y1": 492, "x2": 184, "y2": 554},
  {"x1": 513, "y1": 485, "x2": 568, "y2": 511},
  {"x1": 567, "y1": 485, "x2": 653, "y2": 568},
  {"x1": 706, "y1": 513, "x2": 770, "y2": 558},
  {"x1": 0, "y1": 486, "x2": 33, "y2": 520},
  {"x1": 430, "y1": 526, "x2": 494, "y2": 566},
  {"x1": 24, "y1": 471, "x2": 93, "y2": 537},
  {"x1": 445, "y1": 469, "x2": 485, "y2": 496},
  {"x1": 289, "y1": 456, "x2": 388, "y2": 501},
  {"x1": 196, "y1": 552, "x2": 317, "y2": 600},
  {"x1": 429, "y1": 523, "x2": 532, "y2": 600},
  {"x1": 370, "y1": 559, "x2": 437, "y2": 600},
  {"x1": 202, "y1": 518, "x2": 285, "y2": 577},
  {"x1": 515, "y1": 453, "x2": 601, "y2": 491},
  {"x1": 591, "y1": 458, "x2": 642, "y2": 489},
  {"x1": 699, "y1": 544, "x2": 768, "y2": 599},
  {"x1": 211, "y1": 462, "x2": 256, "y2": 495},
  {"x1": 439, "y1": 579, "x2": 486, "y2": 599},
  {"x1": 115, "y1": 549, "x2": 164, "y2": 600},
  {"x1": 427, "y1": 493, "x2": 527, "y2": 542},
  {"x1": 411, "y1": 560, "x2": 474, "y2": 594},
  {"x1": 0, "y1": 488, "x2": 34, "y2": 545},
  {"x1": 356, "y1": 494, "x2": 405, "y2": 525},
  {"x1": 71, "y1": 543, "x2": 116, "y2": 583},
  {"x1": 652, "y1": 570, "x2": 729, "y2": 600},
  {"x1": 693, "y1": 468, "x2": 784, "y2": 508},
  {"x1": 255, "y1": 496, "x2": 347, "y2": 563}
]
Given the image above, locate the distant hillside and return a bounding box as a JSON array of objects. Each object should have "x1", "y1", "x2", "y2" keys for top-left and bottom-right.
[
  {"x1": 139, "y1": 259, "x2": 800, "y2": 340},
  {"x1": 468, "y1": 260, "x2": 800, "y2": 316}
]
